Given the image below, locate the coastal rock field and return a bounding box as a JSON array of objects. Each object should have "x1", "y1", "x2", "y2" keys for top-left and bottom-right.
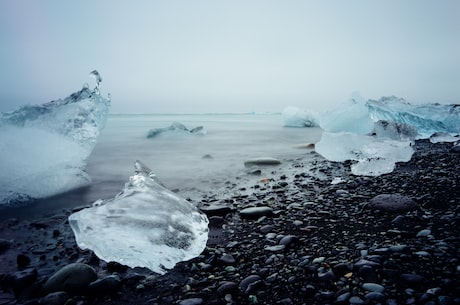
[{"x1": 1, "y1": 140, "x2": 459, "y2": 305}]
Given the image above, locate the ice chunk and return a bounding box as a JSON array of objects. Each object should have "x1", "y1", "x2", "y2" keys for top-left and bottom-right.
[
  {"x1": 429, "y1": 132, "x2": 459, "y2": 143},
  {"x1": 315, "y1": 132, "x2": 413, "y2": 176},
  {"x1": 89, "y1": 70, "x2": 102, "y2": 90},
  {"x1": 367, "y1": 97, "x2": 460, "y2": 138},
  {"x1": 372, "y1": 120, "x2": 418, "y2": 140},
  {"x1": 68, "y1": 161, "x2": 209, "y2": 274},
  {"x1": 282, "y1": 106, "x2": 319, "y2": 127},
  {"x1": 0, "y1": 85, "x2": 110, "y2": 205},
  {"x1": 319, "y1": 95, "x2": 374, "y2": 134},
  {"x1": 147, "y1": 122, "x2": 206, "y2": 138}
]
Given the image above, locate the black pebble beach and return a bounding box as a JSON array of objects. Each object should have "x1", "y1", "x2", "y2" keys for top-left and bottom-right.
[{"x1": 1, "y1": 139, "x2": 459, "y2": 305}]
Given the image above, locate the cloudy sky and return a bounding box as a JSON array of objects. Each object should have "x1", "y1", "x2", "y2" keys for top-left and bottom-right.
[{"x1": 1, "y1": 1, "x2": 459, "y2": 114}]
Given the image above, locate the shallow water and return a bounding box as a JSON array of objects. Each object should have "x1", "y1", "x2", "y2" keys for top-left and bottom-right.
[{"x1": 1, "y1": 113, "x2": 322, "y2": 220}]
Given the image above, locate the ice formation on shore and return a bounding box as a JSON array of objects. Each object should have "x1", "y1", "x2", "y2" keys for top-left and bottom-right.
[
  {"x1": 315, "y1": 95, "x2": 458, "y2": 176},
  {"x1": 315, "y1": 132, "x2": 414, "y2": 176},
  {"x1": 282, "y1": 106, "x2": 319, "y2": 127},
  {"x1": 68, "y1": 161, "x2": 209, "y2": 274},
  {"x1": 367, "y1": 97, "x2": 460, "y2": 138},
  {"x1": 147, "y1": 121, "x2": 206, "y2": 138},
  {"x1": 0, "y1": 83, "x2": 110, "y2": 205},
  {"x1": 319, "y1": 95, "x2": 374, "y2": 135}
]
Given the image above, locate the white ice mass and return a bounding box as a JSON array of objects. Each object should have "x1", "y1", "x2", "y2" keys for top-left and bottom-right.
[
  {"x1": 315, "y1": 132, "x2": 414, "y2": 176},
  {"x1": 367, "y1": 97, "x2": 460, "y2": 138},
  {"x1": 314, "y1": 95, "x2": 459, "y2": 176},
  {"x1": 282, "y1": 106, "x2": 319, "y2": 127},
  {"x1": 68, "y1": 161, "x2": 209, "y2": 274},
  {"x1": 0, "y1": 84, "x2": 110, "y2": 205}
]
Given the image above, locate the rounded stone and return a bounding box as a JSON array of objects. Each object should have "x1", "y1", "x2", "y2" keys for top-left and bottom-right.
[
  {"x1": 400, "y1": 273, "x2": 424, "y2": 286},
  {"x1": 368, "y1": 194, "x2": 418, "y2": 213},
  {"x1": 239, "y1": 275, "x2": 262, "y2": 294},
  {"x1": 362, "y1": 283, "x2": 385, "y2": 293},
  {"x1": 244, "y1": 157, "x2": 281, "y2": 166},
  {"x1": 41, "y1": 291, "x2": 69, "y2": 305},
  {"x1": 43, "y1": 263, "x2": 97, "y2": 294},
  {"x1": 240, "y1": 206, "x2": 273, "y2": 219},
  {"x1": 365, "y1": 291, "x2": 386, "y2": 302},
  {"x1": 88, "y1": 275, "x2": 122, "y2": 295}
]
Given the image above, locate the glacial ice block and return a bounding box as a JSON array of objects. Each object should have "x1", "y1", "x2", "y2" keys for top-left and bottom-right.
[
  {"x1": 367, "y1": 97, "x2": 460, "y2": 138},
  {"x1": 68, "y1": 161, "x2": 209, "y2": 274},
  {"x1": 0, "y1": 85, "x2": 110, "y2": 205},
  {"x1": 318, "y1": 96, "x2": 374, "y2": 135},
  {"x1": 315, "y1": 132, "x2": 413, "y2": 176}
]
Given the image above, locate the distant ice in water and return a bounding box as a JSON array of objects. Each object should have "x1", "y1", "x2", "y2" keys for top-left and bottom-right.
[
  {"x1": 0, "y1": 74, "x2": 110, "y2": 206},
  {"x1": 282, "y1": 106, "x2": 319, "y2": 127},
  {"x1": 147, "y1": 121, "x2": 206, "y2": 138},
  {"x1": 68, "y1": 160, "x2": 209, "y2": 274}
]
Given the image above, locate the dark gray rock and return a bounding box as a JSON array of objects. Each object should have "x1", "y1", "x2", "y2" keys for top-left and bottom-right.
[
  {"x1": 88, "y1": 275, "x2": 122, "y2": 295},
  {"x1": 368, "y1": 194, "x2": 418, "y2": 213},
  {"x1": 244, "y1": 157, "x2": 281, "y2": 166},
  {"x1": 336, "y1": 292, "x2": 351, "y2": 303},
  {"x1": 5, "y1": 268, "x2": 37, "y2": 295},
  {"x1": 219, "y1": 254, "x2": 236, "y2": 265},
  {"x1": 178, "y1": 298, "x2": 203, "y2": 305},
  {"x1": 0, "y1": 239, "x2": 12, "y2": 253},
  {"x1": 357, "y1": 265, "x2": 379, "y2": 283},
  {"x1": 239, "y1": 275, "x2": 262, "y2": 294},
  {"x1": 400, "y1": 274, "x2": 424, "y2": 286},
  {"x1": 199, "y1": 205, "x2": 232, "y2": 217},
  {"x1": 365, "y1": 291, "x2": 386, "y2": 302},
  {"x1": 260, "y1": 224, "x2": 274, "y2": 234},
  {"x1": 279, "y1": 235, "x2": 297, "y2": 247},
  {"x1": 43, "y1": 263, "x2": 97, "y2": 294},
  {"x1": 41, "y1": 291, "x2": 69, "y2": 305},
  {"x1": 362, "y1": 283, "x2": 385, "y2": 293},
  {"x1": 17, "y1": 254, "x2": 31, "y2": 268},
  {"x1": 240, "y1": 206, "x2": 273, "y2": 219},
  {"x1": 217, "y1": 281, "x2": 238, "y2": 296}
]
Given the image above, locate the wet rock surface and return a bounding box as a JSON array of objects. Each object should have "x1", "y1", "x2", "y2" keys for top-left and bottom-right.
[{"x1": 0, "y1": 139, "x2": 459, "y2": 304}]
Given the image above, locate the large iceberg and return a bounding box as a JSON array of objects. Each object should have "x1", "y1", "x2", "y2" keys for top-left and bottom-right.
[
  {"x1": 314, "y1": 94, "x2": 459, "y2": 176},
  {"x1": 68, "y1": 161, "x2": 209, "y2": 274},
  {"x1": 0, "y1": 84, "x2": 110, "y2": 206},
  {"x1": 282, "y1": 106, "x2": 319, "y2": 127},
  {"x1": 367, "y1": 97, "x2": 460, "y2": 138}
]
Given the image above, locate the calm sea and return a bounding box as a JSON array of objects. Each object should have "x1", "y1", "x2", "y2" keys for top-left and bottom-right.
[{"x1": 1, "y1": 113, "x2": 322, "y2": 220}]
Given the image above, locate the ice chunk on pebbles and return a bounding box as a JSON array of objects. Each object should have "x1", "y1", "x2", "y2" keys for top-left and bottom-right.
[{"x1": 69, "y1": 161, "x2": 209, "y2": 274}]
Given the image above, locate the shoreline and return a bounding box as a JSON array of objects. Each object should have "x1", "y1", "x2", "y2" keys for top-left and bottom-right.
[{"x1": 1, "y1": 139, "x2": 459, "y2": 304}]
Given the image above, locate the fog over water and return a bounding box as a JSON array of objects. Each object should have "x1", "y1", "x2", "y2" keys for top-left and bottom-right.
[{"x1": 1, "y1": 0, "x2": 459, "y2": 114}]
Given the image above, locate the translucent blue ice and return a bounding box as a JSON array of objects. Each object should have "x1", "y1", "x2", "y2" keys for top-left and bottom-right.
[
  {"x1": 367, "y1": 96, "x2": 460, "y2": 138},
  {"x1": 68, "y1": 161, "x2": 209, "y2": 274},
  {"x1": 0, "y1": 86, "x2": 110, "y2": 205}
]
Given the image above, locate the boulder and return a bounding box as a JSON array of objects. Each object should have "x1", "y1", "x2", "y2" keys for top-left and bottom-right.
[
  {"x1": 368, "y1": 194, "x2": 418, "y2": 213},
  {"x1": 43, "y1": 263, "x2": 97, "y2": 294}
]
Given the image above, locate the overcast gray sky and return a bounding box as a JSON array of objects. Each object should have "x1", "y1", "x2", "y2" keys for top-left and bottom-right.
[{"x1": 1, "y1": 0, "x2": 459, "y2": 114}]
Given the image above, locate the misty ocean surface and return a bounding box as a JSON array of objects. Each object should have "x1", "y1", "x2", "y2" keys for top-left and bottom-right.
[{"x1": 1, "y1": 113, "x2": 322, "y2": 220}]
